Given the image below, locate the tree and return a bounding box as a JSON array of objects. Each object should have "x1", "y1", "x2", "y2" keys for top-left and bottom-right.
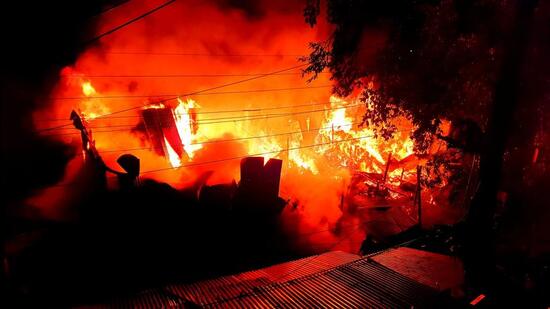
[
  {"x1": 303, "y1": 0, "x2": 545, "y2": 291},
  {"x1": 303, "y1": 0, "x2": 511, "y2": 150}
]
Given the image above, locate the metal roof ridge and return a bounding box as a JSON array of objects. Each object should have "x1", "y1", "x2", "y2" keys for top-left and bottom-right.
[{"x1": 200, "y1": 241, "x2": 428, "y2": 307}]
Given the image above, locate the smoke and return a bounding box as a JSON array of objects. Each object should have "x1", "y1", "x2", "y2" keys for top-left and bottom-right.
[{"x1": 29, "y1": 0, "x2": 366, "y2": 252}]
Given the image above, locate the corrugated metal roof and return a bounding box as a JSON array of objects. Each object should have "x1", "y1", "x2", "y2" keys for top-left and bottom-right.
[
  {"x1": 371, "y1": 247, "x2": 464, "y2": 291},
  {"x1": 166, "y1": 251, "x2": 360, "y2": 306},
  {"x1": 94, "y1": 250, "x2": 449, "y2": 308},
  {"x1": 197, "y1": 257, "x2": 442, "y2": 308}
]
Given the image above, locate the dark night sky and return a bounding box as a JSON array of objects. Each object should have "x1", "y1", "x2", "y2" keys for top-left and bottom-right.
[{"x1": 1, "y1": 2, "x2": 113, "y2": 202}]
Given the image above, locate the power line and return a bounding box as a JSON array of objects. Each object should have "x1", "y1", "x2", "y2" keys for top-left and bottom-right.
[
  {"x1": 98, "y1": 43, "x2": 380, "y2": 57},
  {"x1": 81, "y1": 123, "x2": 358, "y2": 153},
  {"x1": 141, "y1": 134, "x2": 376, "y2": 175},
  {"x1": 83, "y1": 0, "x2": 177, "y2": 45},
  {"x1": 34, "y1": 100, "x2": 347, "y2": 122},
  {"x1": 48, "y1": 134, "x2": 380, "y2": 188},
  {"x1": 105, "y1": 51, "x2": 305, "y2": 57},
  {"x1": 73, "y1": 103, "x2": 361, "y2": 128},
  {"x1": 88, "y1": 107, "x2": 360, "y2": 129},
  {"x1": 37, "y1": 64, "x2": 307, "y2": 133},
  {"x1": 60, "y1": 72, "x2": 329, "y2": 78},
  {"x1": 39, "y1": 103, "x2": 364, "y2": 135},
  {"x1": 91, "y1": 0, "x2": 131, "y2": 18},
  {"x1": 48, "y1": 85, "x2": 330, "y2": 100}
]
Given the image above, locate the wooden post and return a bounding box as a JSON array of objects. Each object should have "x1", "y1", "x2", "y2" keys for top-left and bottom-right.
[
  {"x1": 416, "y1": 165, "x2": 422, "y2": 228},
  {"x1": 382, "y1": 153, "x2": 393, "y2": 184},
  {"x1": 462, "y1": 154, "x2": 478, "y2": 208}
]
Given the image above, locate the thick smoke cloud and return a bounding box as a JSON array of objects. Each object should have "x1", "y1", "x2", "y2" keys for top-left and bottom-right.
[{"x1": 24, "y1": 0, "x2": 364, "y2": 253}]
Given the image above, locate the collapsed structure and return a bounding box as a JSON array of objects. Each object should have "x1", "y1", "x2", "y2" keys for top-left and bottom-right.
[{"x1": 64, "y1": 84, "x2": 474, "y2": 234}]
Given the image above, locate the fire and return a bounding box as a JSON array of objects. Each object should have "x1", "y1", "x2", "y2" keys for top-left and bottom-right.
[
  {"x1": 78, "y1": 80, "x2": 109, "y2": 120},
  {"x1": 173, "y1": 98, "x2": 202, "y2": 159},
  {"x1": 30, "y1": 1, "x2": 459, "y2": 248},
  {"x1": 322, "y1": 96, "x2": 354, "y2": 134},
  {"x1": 288, "y1": 122, "x2": 319, "y2": 174},
  {"x1": 140, "y1": 97, "x2": 205, "y2": 168},
  {"x1": 248, "y1": 131, "x2": 283, "y2": 162},
  {"x1": 81, "y1": 81, "x2": 96, "y2": 97},
  {"x1": 58, "y1": 77, "x2": 421, "y2": 183},
  {"x1": 314, "y1": 96, "x2": 387, "y2": 172},
  {"x1": 45, "y1": 75, "x2": 426, "y2": 191},
  {"x1": 164, "y1": 136, "x2": 181, "y2": 168}
]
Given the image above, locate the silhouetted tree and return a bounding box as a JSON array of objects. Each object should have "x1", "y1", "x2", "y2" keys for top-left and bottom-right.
[
  {"x1": 303, "y1": 0, "x2": 511, "y2": 150},
  {"x1": 303, "y1": 0, "x2": 546, "y2": 292}
]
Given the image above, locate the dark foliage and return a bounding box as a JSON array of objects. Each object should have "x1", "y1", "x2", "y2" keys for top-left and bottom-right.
[{"x1": 302, "y1": 0, "x2": 513, "y2": 152}]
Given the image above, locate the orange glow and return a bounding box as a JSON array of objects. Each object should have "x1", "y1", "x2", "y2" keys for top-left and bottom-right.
[
  {"x1": 81, "y1": 81, "x2": 96, "y2": 97},
  {"x1": 164, "y1": 136, "x2": 182, "y2": 168},
  {"x1": 173, "y1": 98, "x2": 202, "y2": 159},
  {"x1": 29, "y1": 1, "x2": 455, "y2": 252}
]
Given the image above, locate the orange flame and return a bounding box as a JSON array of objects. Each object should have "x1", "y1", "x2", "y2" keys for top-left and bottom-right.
[
  {"x1": 174, "y1": 98, "x2": 202, "y2": 159},
  {"x1": 29, "y1": 1, "x2": 456, "y2": 250},
  {"x1": 164, "y1": 136, "x2": 181, "y2": 168}
]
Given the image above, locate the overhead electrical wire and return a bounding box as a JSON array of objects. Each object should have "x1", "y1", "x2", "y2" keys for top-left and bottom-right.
[
  {"x1": 39, "y1": 0, "x2": 178, "y2": 133},
  {"x1": 35, "y1": 100, "x2": 348, "y2": 122},
  {"x1": 68, "y1": 103, "x2": 362, "y2": 128},
  {"x1": 83, "y1": 0, "x2": 177, "y2": 46},
  {"x1": 48, "y1": 85, "x2": 330, "y2": 100},
  {"x1": 91, "y1": 0, "x2": 131, "y2": 18},
  {"x1": 82, "y1": 123, "x2": 359, "y2": 154},
  {"x1": 105, "y1": 51, "x2": 305, "y2": 57},
  {"x1": 48, "y1": 134, "x2": 381, "y2": 188},
  {"x1": 37, "y1": 63, "x2": 307, "y2": 133},
  {"x1": 39, "y1": 103, "x2": 365, "y2": 136},
  {"x1": 140, "y1": 134, "x2": 378, "y2": 175},
  {"x1": 59, "y1": 72, "x2": 330, "y2": 78}
]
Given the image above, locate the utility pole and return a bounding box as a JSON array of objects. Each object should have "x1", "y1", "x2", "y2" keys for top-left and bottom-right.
[
  {"x1": 416, "y1": 165, "x2": 422, "y2": 228},
  {"x1": 465, "y1": 0, "x2": 538, "y2": 290}
]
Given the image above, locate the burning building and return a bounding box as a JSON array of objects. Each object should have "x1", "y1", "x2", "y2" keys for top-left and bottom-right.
[
  {"x1": 29, "y1": 0, "x2": 471, "y2": 255},
  {"x1": 141, "y1": 98, "x2": 199, "y2": 166}
]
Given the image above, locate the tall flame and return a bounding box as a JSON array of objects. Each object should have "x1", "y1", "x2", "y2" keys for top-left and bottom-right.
[
  {"x1": 164, "y1": 136, "x2": 182, "y2": 168},
  {"x1": 173, "y1": 98, "x2": 202, "y2": 159},
  {"x1": 29, "y1": 1, "x2": 458, "y2": 252},
  {"x1": 81, "y1": 81, "x2": 96, "y2": 96},
  {"x1": 72, "y1": 80, "x2": 423, "y2": 183}
]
